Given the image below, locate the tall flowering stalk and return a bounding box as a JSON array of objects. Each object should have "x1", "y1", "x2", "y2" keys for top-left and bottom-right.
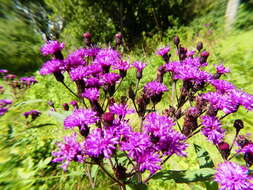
[{"x1": 39, "y1": 34, "x2": 253, "y2": 190}]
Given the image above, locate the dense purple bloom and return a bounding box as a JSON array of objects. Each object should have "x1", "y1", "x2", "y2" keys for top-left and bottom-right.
[
  {"x1": 156, "y1": 46, "x2": 170, "y2": 56},
  {"x1": 41, "y1": 40, "x2": 64, "y2": 56},
  {"x1": 186, "y1": 50, "x2": 195, "y2": 57},
  {"x1": 214, "y1": 161, "x2": 253, "y2": 190},
  {"x1": 100, "y1": 73, "x2": 121, "y2": 86},
  {"x1": 121, "y1": 132, "x2": 152, "y2": 159},
  {"x1": 65, "y1": 49, "x2": 87, "y2": 69},
  {"x1": 144, "y1": 112, "x2": 174, "y2": 137},
  {"x1": 201, "y1": 115, "x2": 225, "y2": 145},
  {"x1": 157, "y1": 129, "x2": 188, "y2": 157},
  {"x1": 64, "y1": 109, "x2": 99, "y2": 129},
  {"x1": 83, "y1": 47, "x2": 100, "y2": 57},
  {"x1": 69, "y1": 64, "x2": 102, "y2": 81},
  {"x1": 144, "y1": 81, "x2": 168, "y2": 98},
  {"x1": 132, "y1": 61, "x2": 147, "y2": 72},
  {"x1": 94, "y1": 48, "x2": 121, "y2": 67},
  {"x1": 40, "y1": 59, "x2": 63, "y2": 75},
  {"x1": 0, "y1": 108, "x2": 8, "y2": 116},
  {"x1": 82, "y1": 88, "x2": 100, "y2": 101},
  {"x1": 84, "y1": 128, "x2": 119, "y2": 158},
  {"x1": 210, "y1": 80, "x2": 235, "y2": 94},
  {"x1": 109, "y1": 103, "x2": 134, "y2": 118},
  {"x1": 52, "y1": 134, "x2": 85, "y2": 171},
  {"x1": 0, "y1": 69, "x2": 8, "y2": 74},
  {"x1": 112, "y1": 60, "x2": 130, "y2": 71},
  {"x1": 84, "y1": 77, "x2": 102, "y2": 88},
  {"x1": 215, "y1": 64, "x2": 230, "y2": 74},
  {"x1": 137, "y1": 151, "x2": 161, "y2": 173}
]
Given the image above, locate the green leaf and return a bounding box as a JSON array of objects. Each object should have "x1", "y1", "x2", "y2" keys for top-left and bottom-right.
[
  {"x1": 194, "y1": 144, "x2": 214, "y2": 168},
  {"x1": 91, "y1": 165, "x2": 99, "y2": 183},
  {"x1": 47, "y1": 111, "x2": 71, "y2": 123},
  {"x1": 152, "y1": 168, "x2": 215, "y2": 183},
  {"x1": 14, "y1": 99, "x2": 44, "y2": 107},
  {"x1": 194, "y1": 144, "x2": 218, "y2": 190},
  {"x1": 126, "y1": 183, "x2": 148, "y2": 190}
]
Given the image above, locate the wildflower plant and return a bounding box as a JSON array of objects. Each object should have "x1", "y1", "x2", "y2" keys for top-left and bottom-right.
[{"x1": 40, "y1": 34, "x2": 253, "y2": 190}]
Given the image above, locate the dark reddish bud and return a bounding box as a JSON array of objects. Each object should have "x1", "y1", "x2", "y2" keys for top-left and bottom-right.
[
  {"x1": 233, "y1": 119, "x2": 244, "y2": 133},
  {"x1": 151, "y1": 93, "x2": 163, "y2": 105},
  {"x1": 200, "y1": 51, "x2": 209, "y2": 64},
  {"x1": 108, "y1": 97, "x2": 115, "y2": 105},
  {"x1": 83, "y1": 32, "x2": 92, "y2": 47},
  {"x1": 156, "y1": 65, "x2": 166, "y2": 83},
  {"x1": 150, "y1": 134, "x2": 160, "y2": 144},
  {"x1": 102, "y1": 112, "x2": 115, "y2": 126},
  {"x1": 79, "y1": 125, "x2": 89, "y2": 137},
  {"x1": 120, "y1": 96, "x2": 127, "y2": 104},
  {"x1": 115, "y1": 33, "x2": 123, "y2": 47},
  {"x1": 196, "y1": 42, "x2": 203, "y2": 52},
  {"x1": 173, "y1": 35, "x2": 180, "y2": 47},
  {"x1": 163, "y1": 106, "x2": 176, "y2": 118},
  {"x1": 62, "y1": 103, "x2": 69, "y2": 111},
  {"x1": 128, "y1": 85, "x2": 135, "y2": 100},
  {"x1": 115, "y1": 165, "x2": 127, "y2": 180},
  {"x1": 75, "y1": 80, "x2": 86, "y2": 97},
  {"x1": 178, "y1": 46, "x2": 187, "y2": 61},
  {"x1": 218, "y1": 142, "x2": 230, "y2": 160}
]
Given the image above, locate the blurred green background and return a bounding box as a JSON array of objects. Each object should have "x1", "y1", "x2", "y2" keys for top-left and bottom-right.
[{"x1": 0, "y1": 0, "x2": 253, "y2": 189}]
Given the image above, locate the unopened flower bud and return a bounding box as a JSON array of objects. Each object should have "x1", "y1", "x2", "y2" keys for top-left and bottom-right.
[
  {"x1": 200, "y1": 51, "x2": 209, "y2": 64},
  {"x1": 128, "y1": 86, "x2": 135, "y2": 100},
  {"x1": 79, "y1": 125, "x2": 89, "y2": 137},
  {"x1": 83, "y1": 32, "x2": 92, "y2": 47},
  {"x1": 234, "y1": 119, "x2": 244, "y2": 133},
  {"x1": 136, "y1": 71, "x2": 142, "y2": 80},
  {"x1": 102, "y1": 112, "x2": 115, "y2": 126},
  {"x1": 218, "y1": 142, "x2": 230, "y2": 160},
  {"x1": 70, "y1": 100, "x2": 79, "y2": 109},
  {"x1": 244, "y1": 152, "x2": 253, "y2": 168},
  {"x1": 63, "y1": 103, "x2": 69, "y2": 111},
  {"x1": 115, "y1": 33, "x2": 123, "y2": 47},
  {"x1": 196, "y1": 42, "x2": 203, "y2": 52},
  {"x1": 115, "y1": 165, "x2": 127, "y2": 180},
  {"x1": 173, "y1": 35, "x2": 180, "y2": 47}
]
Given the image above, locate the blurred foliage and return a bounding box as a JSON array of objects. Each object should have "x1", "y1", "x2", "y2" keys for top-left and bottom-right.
[{"x1": 234, "y1": 0, "x2": 253, "y2": 30}]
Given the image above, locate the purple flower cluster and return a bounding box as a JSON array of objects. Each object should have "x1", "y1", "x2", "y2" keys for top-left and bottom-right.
[
  {"x1": 0, "y1": 99, "x2": 12, "y2": 116},
  {"x1": 156, "y1": 46, "x2": 170, "y2": 56},
  {"x1": 40, "y1": 40, "x2": 64, "y2": 56},
  {"x1": 214, "y1": 161, "x2": 253, "y2": 190},
  {"x1": 40, "y1": 59, "x2": 63, "y2": 75},
  {"x1": 201, "y1": 115, "x2": 225, "y2": 145},
  {"x1": 144, "y1": 81, "x2": 168, "y2": 98},
  {"x1": 23, "y1": 110, "x2": 41, "y2": 120}
]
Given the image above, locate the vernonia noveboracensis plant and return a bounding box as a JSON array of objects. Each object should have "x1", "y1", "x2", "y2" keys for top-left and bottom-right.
[{"x1": 39, "y1": 34, "x2": 253, "y2": 190}]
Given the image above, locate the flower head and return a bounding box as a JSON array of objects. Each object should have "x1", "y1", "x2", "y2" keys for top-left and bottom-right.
[
  {"x1": 214, "y1": 161, "x2": 253, "y2": 190},
  {"x1": 20, "y1": 76, "x2": 37, "y2": 85},
  {"x1": 0, "y1": 69, "x2": 8, "y2": 74},
  {"x1": 144, "y1": 81, "x2": 168, "y2": 98},
  {"x1": 156, "y1": 46, "x2": 170, "y2": 56},
  {"x1": 215, "y1": 64, "x2": 230, "y2": 74},
  {"x1": 94, "y1": 48, "x2": 121, "y2": 67},
  {"x1": 132, "y1": 61, "x2": 147, "y2": 72},
  {"x1": 82, "y1": 88, "x2": 100, "y2": 102},
  {"x1": 23, "y1": 110, "x2": 41, "y2": 120},
  {"x1": 201, "y1": 115, "x2": 225, "y2": 145},
  {"x1": 84, "y1": 128, "x2": 119, "y2": 158},
  {"x1": 40, "y1": 59, "x2": 63, "y2": 75},
  {"x1": 109, "y1": 103, "x2": 134, "y2": 118},
  {"x1": 0, "y1": 99, "x2": 12, "y2": 107},
  {"x1": 64, "y1": 109, "x2": 99, "y2": 129},
  {"x1": 52, "y1": 134, "x2": 85, "y2": 170},
  {"x1": 100, "y1": 73, "x2": 121, "y2": 86},
  {"x1": 0, "y1": 108, "x2": 8, "y2": 116},
  {"x1": 41, "y1": 40, "x2": 64, "y2": 56},
  {"x1": 137, "y1": 151, "x2": 161, "y2": 174}
]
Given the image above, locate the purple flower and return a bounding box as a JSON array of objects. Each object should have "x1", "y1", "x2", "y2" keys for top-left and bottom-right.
[
  {"x1": 20, "y1": 76, "x2": 38, "y2": 85},
  {"x1": 157, "y1": 129, "x2": 188, "y2": 157},
  {"x1": 0, "y1": 69, "x2": 8, "y2": 74},
  {"x1": 52, "y1": 133, "x2": 85, "y2": 171},
  {"x1": 215, "y1": 64, "x2": 230, "y2": 74},
  {"x1": 109, "y1": 103, "x2": 134, "y2": 118},
  {"x1": 84, "y1": 77, "x2": 102, "y2": 88},
  {"x1": 138, "y1": 151, "x2": 161, "y2": 173},
  {"x1": 64, "y1": 109, "x2": 99, "y2": 129},
  {"x1": 40, "y1": 59, "x2": 63, "y2": 75},
  {"x1": 214, "y1": 161, "x2": 253, "y2": 190},
  {"x1": 144, "y1": 81, "x2": 168, "y2": 98},
  {"x1": 69, "y1": 64, "x2": 102, "y2": 81},
  {"x1": 84, "y1": 128, "x2": 119, "y2": 158},
  {"x1": 132, "y1": 61, "x2": 147, "y2": 72},
  {"x1": 210, "y1": 80, "x2": 235, "y2": 94},
  {"x1": 83, "y1": 47, "x2": 100, "y2": 57},
  {"x1": 112, "y1": 60, "x2": 130, "y2": 71},
  {"x1": 41, "y1": 40, "x2": 64, "y2": 56},
  {"x1": 82, "y1": 88, "x2": 100, "y2": 101},
  {"x1": 100, "y1": 73, "x2": 121, "y2": 86},
  {"x1": 156, "y1": 46, "x2": 170, "y2": 56},
  {"x1": 65, "y1": 49, "x2": 87, "y2": 69},
  {"x1": 4, "y1": 74, "x2": 16, "y2": 80},
  {"x1": 186, "y1": 50, "x2": 195, "y2": 57},
  {"x1": 237, "y1": 143, "x2": 253, "y2": 154},
  {"x1": 121, "y1": 132, "x2": 152, "y2": 159},
  {"x1": 144, "y1": 112, "x2": 174, "y2": 137},
  {"x1": 23, "y1": 110, "x2": 41, "y2": 120},
  {"x1": 0, "y1": 108, "x2": 8, "y2": 116},
  {"x1": 0, "y1": 99, "x2": 12, "y2": 107},
  {"x1": 201, "y1": 115, "x2": 225, "y2": 145},
  {"x1": 94, "y1": 48, "x2": 121, "y2": 67}
]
